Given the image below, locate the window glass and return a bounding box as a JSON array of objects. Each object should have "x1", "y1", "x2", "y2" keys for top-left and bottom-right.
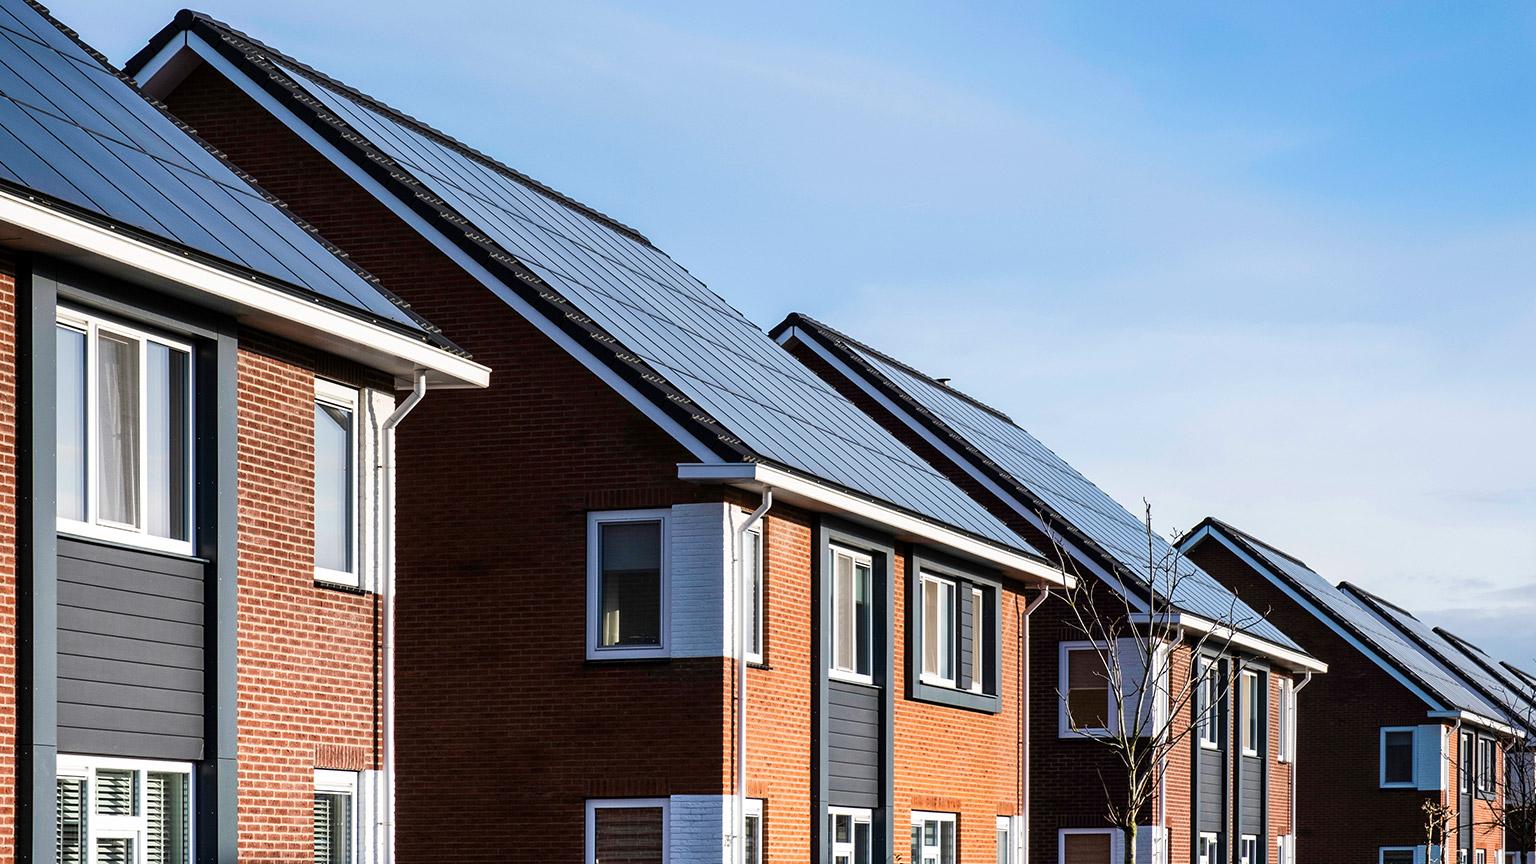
[
  {"x1": 315, "y1": 790, "x2": 353, "y2": 864},
  {"x1": 1478, "y1": 738, "x2": 1497, "y2": 794},
  {"x1": 1382, "y1": 852, "x2": 1417, "y2": 864},
  {"x1": 146, "y1": 343, "x2": 189, "y2": 541},
  {"x1": 57, "y1": 759, "x2": 191, "y2": 864},
  {"x1": 148, "y1": 771, "x2": 189, "y2": 864},
  {"x1": 913, "y1": 813, "x2": 956, "y2": 864},
  {"x1": 745, "y1": 810, "x2": 761, "y2": 864},
  {"x1": 745, "y1": 529, "x2": 763, "y2": 660},
  {"x1": 1240, "y1": 836, "x2": 1257, "y2": 864},
  {"x1": 599, "y1": 520, "x2": 663, "y2": 647},
  {"x1": 97, "y1": 330, "x2": 141, "y2": 527},
  {"x1": 594, "y1": 805, "x2": 664, "y2": 864},
  {"x1": 1198, "y1": 834, "x2": 1220, "y2": 864},
  {"x1": 970, "y1": 587, "x2": 985, "y2": 692},
  {"x1": 831, "y1": 548, "x2": 872, "y2": 679},
  {"x1": 57, "y1": 324, "x2": 87, "y2": 522},
  {"x1": 997, "y1": 819, "x2": 1010, "y2": 864},
  {"x1": 1068, "y1": 648, "x2": 1110, "y2": 730},
  {"x1": 1065, "y1": 832, "x2": 1114, "y2": 864},
  {"x1": 1240, "y1": 671, "x2": 1261, "y2": 754},
  {"x1": 57, "y1": 777, "x2": 85, "y2": 864},
  {"x1": 1197, "y1": 660, "x2": 1218, "y2": 747},
  {"x1": 830, "y1": 809, "x2": 871, "y2": 864},
  {"x1": 314, "y1": 399, "x2": 354, "y2": 574},
  {"x1": 922, "y1": 575, "x2": 955, "y2": 683},
  {"x1": 1384, "y1": 730, "x2": 1416, "y2": 784}
]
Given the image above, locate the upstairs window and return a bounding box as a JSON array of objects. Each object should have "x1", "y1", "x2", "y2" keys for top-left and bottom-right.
[
  {"x1": 1277, "y1": 677, "x2": 1296, "y2": 763},
  {"x1": 314, "y1": 381, "x2": 359, "y2": 586},
  {"x1": 1381, "y1": 727, "x2": 1417, "y2": 787},
  {"x1": 57, "y1": 310, "x2": 193, "y2": 554},
  {"x1": 920, "y1": 573, "x2": 957, "y2": 686},
  {"x1": 830, "y1": 546, "x2": 873, "y2": 683},
  {"x1": 745, "y1": 527, "x2": 764, "y2": 664},
  {"x1": 1063, "y1": 645, "x2": 1111, "y2": 734},
  {"x1": 1196, "y1": 658, "x2": 1219, "y2": 749},
  {"x1": 587, "y1": 510, "x2": 670, "y2": 659},
  {"x1": 913, "y1": 560, "x2": 1000, "y2": 711},
  {"x1": 1240, "y1": 670, "x2": 1262, "y2": 757},
  {"x1": 1477, "y1": 737, "x2": 1497, "y2": 796}
]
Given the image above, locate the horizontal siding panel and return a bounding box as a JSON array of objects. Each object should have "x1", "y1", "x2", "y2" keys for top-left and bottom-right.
[
  {"x1": 58, "y1": 580, "x2": 202, "y2": 623},
  {"x1": 827, "y1": 758, "x2": 879, "y2": 781},
  {"x1": 828, "y1": 730, "x2": 878, "y2": 752},
  {"x1": 58, "y1": 678, "x2": 204, "y2": 715},
  {"x1": 827, "y1": 776, "x2": 878, "y2": 806},
  {"x1": 57, "y1": 726, "x2": 203, "y2": 762},
  {"x1": 828, "y1": 683, "x2": 879, "y2": 707},
  {"x1": 59, "y1": 631, "x2": 204, "y2": 670},
  {"x1": 60, "y1": 654, "x2": 205, "y2": 691},
  {"x1": 59, "y1": 606, "x2": 203, "y2": 647},
  {"x1": 59, "y1": 703, "x2": 203, "y2": 739}
]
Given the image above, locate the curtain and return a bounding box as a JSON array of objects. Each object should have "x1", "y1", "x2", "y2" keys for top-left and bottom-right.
[{"x1": 97, "y1": 332, "x2": 140, "y2": 527}]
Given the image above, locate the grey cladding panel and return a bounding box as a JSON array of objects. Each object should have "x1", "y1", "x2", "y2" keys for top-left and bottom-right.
[
  {"x1": 1197, "y1": 750, "x2": 1224, "y2": 829},
  {"x1": 1239, "y1": 757, "x2": 1263, "y2": 833},
  {"x1": 57, "y1": 538, "x2": 205, "y2": 760},
  {"x1": 827, "y1": 680, "x2": 879, "y2": 807}
]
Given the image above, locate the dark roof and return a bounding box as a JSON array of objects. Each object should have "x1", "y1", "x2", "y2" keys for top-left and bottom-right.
[
  {"x1": 1184, "y1": 518, "x2": 1510, "y2": 723},
  {"x1": 775, "y1": 313, "x2": 1302, "y2": 652},
  {"x1": 1340, "y1": 584, "x2": 1534, "y2": 734},
  {"x1": 131, "y1": 11, "x2": 1047, "y2": 557},
  {"x1": 1435, "y1": 628, "x2": 1536, "y2": 715},
  {"x1": 0, "y1": 0, "x2": 459, "y2": 352}
]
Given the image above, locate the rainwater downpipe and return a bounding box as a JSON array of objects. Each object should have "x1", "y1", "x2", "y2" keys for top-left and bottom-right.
[
  {"x1": 1290, "y1": 671, "x2": 1312, "y2": 858},
  {"x1": 734, "y1": 488, "x2": 773, "y2": 864},
  {"x1": 378, "y1": 371, "x2": 428, "y2": 864},
  {"x1": 1021, "y1": 586, "x2": 1052, "y2": 864}
]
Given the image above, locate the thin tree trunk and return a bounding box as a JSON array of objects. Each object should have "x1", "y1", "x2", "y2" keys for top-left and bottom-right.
[{"x1": 1124, "y1": 823, "x2": 1138, "y2": 864}]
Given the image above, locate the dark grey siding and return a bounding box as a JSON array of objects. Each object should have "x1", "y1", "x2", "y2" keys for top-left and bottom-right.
[
  {"x1": 57, "y1": 538, "x2": 204, "y2": 760},
  {"x1": 1239, "y1": 755, "x2": 1263, "y2": 834},
  {"x1": 1198, "y1": 748, "x2": 1225, "y2": 831},
  {"x1": 958, "y1": 586, "x2": 974, "y2": 690},
  {"x1": 827, "y1": 680, "x2": 879, "y2": 807}
]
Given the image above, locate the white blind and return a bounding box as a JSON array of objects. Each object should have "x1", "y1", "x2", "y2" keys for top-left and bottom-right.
[{"x1": 56, "y1": 778, "x2": 85, "y2": 864}]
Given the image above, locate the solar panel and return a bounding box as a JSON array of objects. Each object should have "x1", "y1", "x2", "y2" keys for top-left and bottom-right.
[
  {"x1": 238, "y1": 57, "x2": 1039, "y2": 553},
  {"x1": 0, "y1": 0, "x2": 433, "y2": 335},
  {"x1": 1216, "y1": 526, "x2": 1509, "y2": 721},
  {"x1": 813, "y1": 333, "x2": 1298, "y2": 649}
]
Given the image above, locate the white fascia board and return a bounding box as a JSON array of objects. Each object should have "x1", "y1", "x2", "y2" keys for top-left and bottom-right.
[
  {"x1": 0, "y1": 188, "x2": 489, "y2": 389},
  {"x1": 677, "y1": 461, "x2": 1072, "y2": 588},
  {"x1": 1182, "y1": 525, "x2": 1446, "y2": 707},
  {"x1": 778, "y1": 324, "x2": 1143, "y2": 611},
  {"x1": 1425, "y1": 711, "x2": 1524, "y2": 739},
  {"x1": 1126, "y1": 611, "x2": 1328, "y2": 674},
  {"x1": 140, "y1": 32, "x2": 721, "y2": 463}
]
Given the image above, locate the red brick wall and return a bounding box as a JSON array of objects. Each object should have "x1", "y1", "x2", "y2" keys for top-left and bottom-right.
[
  {"x1": 235, "y1": 331, "x2": 380, "y2": 860},
  {"x1": 0, "y1": 255, "x2": 19, "y2": 860},
  {"x1": 1269, "y1": 670, "x2": 1294, "y2": 845}
]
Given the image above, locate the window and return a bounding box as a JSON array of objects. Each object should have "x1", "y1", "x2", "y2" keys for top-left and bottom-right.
[
  {"x1": 1239, "y1": 670, "x2": 1261, "y2": 757},
  {"x1": 56, "y1": 756, "x2": 191, "y2": 864},
  {"x1": 1382, "y1": 727, "x2": 1417, "y2": 786},
  {"x1": 1380, "y1": 849, "x2": 1418, "y2": 864},
  {"x1": 1462, "y1": 731, "x2": 1473, "y2": 794},
  {"x1": 1277, "y1": 677, "x2": 1295, "y2": 763},
  {"x1": 911, "y1": 811, "x2": 956, "y2": 864},
  {"x1": 1196, "y1": 658, "x2": 1219, "y2": 749},
  {"x1": 745, "y1": 527, "x2": 764, "y2": 664},
  {"x1": 1477, "y1": 737, "x2": 1497, "y2": 796},
  {"x1": 1062, "y1": 829, "x2": 1116, "y2": 864},
  {"x1": 587, "y1": 510, "x2": 669, "y2": 659},
  {"x1": 1198, "y1": 833, "x2": 1221, "y2": 864},
  {"x1": 829, "y1": 807, "x2": 872, "y2": 864},
  {"x1": 586, "y1": 798, "x2": 667, "y2": 864},
  {"x1": 315, "y1": 770, "x2": 356, "y2": 864},
  {"x1": 1477, "y1": 851, "x2": 1487, "y2": 864},
  {"x1": 1240, "y1": 835, "x2": 1258, "y2": 864},
  {"x1": 744, "y1": 798, "x2": 763, "y2": 864},
  {"x1": 830, "y1": 546, "x2": 873, "y2": 683},
  {"x1": 920, "y1": 573, "x2": 957, "y2": 686},
  {"x1": 1276, "y1": 835, "x2": 1294, "y2": 864},
  {"x1": 997, "y1": 816, "x2": 1013, "y2": 864},
  {"x1": 969, "y1": 586, "x2": 985, "y2": 693},
  {"x1": 314, "y1": 381, "x2": 359, "y2": 586},
  {"x1": 57, "y1": 310, "x2": 194, "y2": 555},
  {"x1": 1063, "y1": 645, "x2": 1111, "y2": 734}
]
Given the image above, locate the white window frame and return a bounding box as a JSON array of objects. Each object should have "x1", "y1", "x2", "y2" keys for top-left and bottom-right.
[
  {"x1": 1277, "y1": 677, "x2": 1295, "y2": 763},
  {"x1": 969, "y1": 586, "x2": 986, "y2": 694},
  {"x1": 829, "y1": 805, "x2": 873, "y2": 864},
  {"x1": 1379, "y1": 847, "x2": 1419, "y2": 864},
  {"x1": 1477, "y1": 736, "x2": 1497, "y2": 796},
  {"x1": 918, "y1": 571, "x2": 958, "y2": 688},
  {"x1": 744, "y1": 797, "x2": 763, "y2": 864},
  {"x1": 586, "y1": 509, "x2": 671, "y2": 660},
  {"x1": 997, "y1": 815, "x2": 1015, "y2": 864},
  {"x1": 911, "y1": 810, "x2": 957, "y2": 864},
  {"x1": 1059, "y1": 641, "x2": 1114, "y2": 738},
  {"x1": 56, "y1": 754, "x2": 195, "y2": 864},
  {"x1": 56, "y1": 308, "x2": 196, "y2": 556},
  {"x1": 1197, "y1": 657, "x2": 1219, "y2": 750},
  {"x1": 829, "y1": 545, "x2": 874, "y2": 685},
  {"x1": 1276, "y1": 835, "x2": 1294, "y2": 864},
  {"x1": 1240, "y1": 834, "x2": 1258, "y2": 864},
  {"x1": 1060, "y1": 827, "x2": 1121, "y2": 864},
  {"x1": 314, "y1": 769, "x2": 358, "y2": 864},
  {"x1": 314, "y1": 380, "x2": 362, "y2": 587},
  {"x1": 1381, "y1": 726, "x2": 1419, "y2": 787},
  {"x1": 585, "y1": 797, "x2": 670, "y2": 864},
  {"x1": 1477, "y1": 851, "x2": 1487, "y2": 864},
  {"x1": 1199, "y1": 832, "x2": 1221, "y2": 864},
  {"x1": 1240, "y1": 670, "x2": 1261, "y2": 757},
  {"x1": 745, "y1": 525, "x2": 765, "y2": 665}
]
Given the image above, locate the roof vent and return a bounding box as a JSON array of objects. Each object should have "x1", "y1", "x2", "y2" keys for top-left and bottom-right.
[{"x1": 935, "y1": 377, "x2": 952, "y2": 386}]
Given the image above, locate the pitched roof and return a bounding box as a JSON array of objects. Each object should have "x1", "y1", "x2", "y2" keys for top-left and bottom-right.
[
  {"x1": 128, "y1": 12, "x2": 1046, "y2": 558},
  {"x1": 0, "y1": 0, "x2": 458, "y2": 353},
  {"x1": 1185, "y1": 518, "x2": 1511, "y2": 726},
  {"x1": 773, "y1": 313, "x2": 1303, "y2": 653},
  {"x1": 1337, "y1": 586, "x2": 1536, "y2": 735}
]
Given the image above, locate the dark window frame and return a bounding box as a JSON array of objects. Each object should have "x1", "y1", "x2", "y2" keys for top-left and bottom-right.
[{"x1": 908, "y1": 549, "x2": 1002, "y2": 713}]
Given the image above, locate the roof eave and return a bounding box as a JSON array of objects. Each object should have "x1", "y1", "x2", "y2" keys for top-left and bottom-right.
[{"x1": 1125, "y1": 611, "x2": 1327, "y2": 673}]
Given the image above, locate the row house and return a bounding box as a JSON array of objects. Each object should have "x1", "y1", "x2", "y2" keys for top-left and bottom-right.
[
  {"x1": 0, "y1": 1, "x2": 488, "y2": 862},
  {"x1": 771, "y1": 315, "x2": 1327, "y2": 864},
  {"x1": 1179, "y1": 519, "x2": 1530, "y2": 864},
  {"x1": 126, "y1": 12, "x2": 1080, "y2": 864}
]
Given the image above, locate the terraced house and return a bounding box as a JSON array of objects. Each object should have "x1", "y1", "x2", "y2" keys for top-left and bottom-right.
[
  {"x1": 125, "y1": 11, "x2": 1090, "y2": 864},
  {"x1": 1179, "y1": 520, "x2": 1529, "y2": 864},
  {"x1": 771, "y1": 316, "x2": 1326, "y2": 864},
  {"x1": 0, "y1": 0, "x2": 490, "y2": 862}
]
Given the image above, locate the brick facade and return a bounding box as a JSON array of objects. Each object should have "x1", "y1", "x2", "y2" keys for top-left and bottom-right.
[{"x1": 0, "y1": 256, "x2": 18, "y2": 860}]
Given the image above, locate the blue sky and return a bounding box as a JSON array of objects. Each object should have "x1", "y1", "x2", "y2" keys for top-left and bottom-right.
[{"x1": 63, "y1": 0, "x2": 1536, "y2": 664}]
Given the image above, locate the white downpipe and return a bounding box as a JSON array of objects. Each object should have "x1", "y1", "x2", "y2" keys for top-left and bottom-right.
[
  {"x1": 1291, "y1": 670, "x2": 1312, "y2": 857},
  {"x1": 378, "y1": 371, "x2": 427, "y2": 864},
  {"x1": 1021, "y1": 587, "x2": 1051, "y2": 864},
  {"x1": 734, "y1": 488, "x2": 773, "y2": 864}
]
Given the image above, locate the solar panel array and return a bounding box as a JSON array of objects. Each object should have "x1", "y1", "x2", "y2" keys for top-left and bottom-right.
[
  {"x1": 0, "y1": 0, "x2": 428, "y2": 333},
  {"x1": 1349, "y1": 591, "x2": 1534, "y2": 732},
  {"x1": 837, "y1": 340, "x2": 1298, "y2": 649},
  {"x1": 1223, "y1": 528, "x2": 1507, "y2": 720},
  {"x1": 272, "y1": 61, "x2": 1036, "y2": 552}
]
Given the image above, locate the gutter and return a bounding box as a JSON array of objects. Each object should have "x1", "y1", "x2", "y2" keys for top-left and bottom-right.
[
  {"x1": 733, "y1": 490, "x2": 773, "y2": 864},
  {"x1": 1125, "y1": 612, "x2": 1327, "y2": 674},
  {"x1": 677, "y1": 462, "x2": 1071, "y2": 589},
  {"x1": 1427, "y1": 710, "x2": 1525, "y2": 740}
]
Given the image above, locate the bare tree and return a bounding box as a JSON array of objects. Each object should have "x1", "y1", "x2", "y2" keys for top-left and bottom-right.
[
  {"x1": 1048, "y1": 502, "x2": 1268, "y2": 864},
  {"x1": 1463, "y1": 703, "x2": 1536, "y2": 864},
  {"x1": 1424, "y1": 799, "x2": 1459, "y2": 864}
]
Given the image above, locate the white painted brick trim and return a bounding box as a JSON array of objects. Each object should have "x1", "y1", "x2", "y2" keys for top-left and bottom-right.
[{"x1": 669, "y1": 794, "x2": 730, "y2": 864}]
